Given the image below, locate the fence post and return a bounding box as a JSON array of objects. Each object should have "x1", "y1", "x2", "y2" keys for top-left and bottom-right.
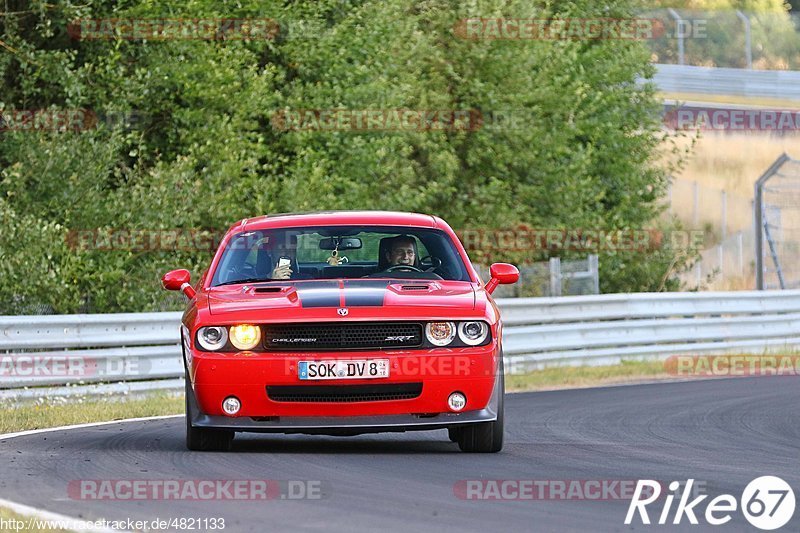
[
  {"x1": 737, "y1": 231, "x2": 744, "y2": 276},
  {"x1": 735, "y1": 10, "x2": 753, "y2": 69},
  {"x1": 717, "y1": 244, "x2": 724, "y2": 276},
  {"x1": 755, "y1": 154, "x2": 791, "y2": 290},
  {"x1": 667, "y1": 8, "x2": 685, "y2": 65},
  {"x1": 721, "y1": 190, "x2": 727, "y2": 239},
  {"x1": 588, "y1": 254, "x2": 599, "y2": 294},
  {"x1": 549, "y1": 257, "x2": 562, "y2": 297}
]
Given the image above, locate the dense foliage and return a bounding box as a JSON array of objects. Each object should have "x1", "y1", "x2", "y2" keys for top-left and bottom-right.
[{"x1": 1, "y1": 0, "x2": 690, "y2": 313}]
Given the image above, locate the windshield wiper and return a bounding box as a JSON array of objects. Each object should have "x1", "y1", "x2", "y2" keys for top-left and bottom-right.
[{"x1": 214, "y1": 277, "x2": 277, "y2": 287}]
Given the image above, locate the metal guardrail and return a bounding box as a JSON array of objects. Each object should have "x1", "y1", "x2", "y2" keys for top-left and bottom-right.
[
  {"x1": 2, "y1": 290, "x2": 800, "y2": 401},
  {"x1": 652, "y1": 64, "x2": 800, "y2": 101}
]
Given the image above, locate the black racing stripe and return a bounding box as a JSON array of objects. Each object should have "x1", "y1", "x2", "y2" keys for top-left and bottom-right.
[
  {"x1": 343, "y1": 279, "x2": 390, "y2": 307},
  {"x1": 294, "y1": 281, "x2": 341, "y2": 308}
]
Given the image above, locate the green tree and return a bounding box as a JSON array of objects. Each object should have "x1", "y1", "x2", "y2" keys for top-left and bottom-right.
[{"x1": 1, "y1": 0, "x2": 691, "y2": 313}]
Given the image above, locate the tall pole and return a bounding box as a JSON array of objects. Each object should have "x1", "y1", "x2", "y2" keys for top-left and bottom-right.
[
  {"x1": 736, "y1": 11, "x2": 753, "y2": 69},
  {"x1": 754, "y1": 153, "x2": 790, "y2": 290},
  {"x1": 667, "y1": 9, "x2": 685, "y2": 66}
]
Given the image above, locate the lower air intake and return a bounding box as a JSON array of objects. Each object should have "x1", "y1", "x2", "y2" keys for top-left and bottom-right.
[{"x1": 267, "y1": 383, "x2": 423, "y2": 403}]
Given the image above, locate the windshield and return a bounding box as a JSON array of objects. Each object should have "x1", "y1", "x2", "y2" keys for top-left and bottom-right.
[{"x1": 209, "y1": 226, "x2": 471, "y2": 286}]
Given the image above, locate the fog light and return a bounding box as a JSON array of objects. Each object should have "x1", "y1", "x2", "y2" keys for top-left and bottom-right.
[
  {"x1": 222, "y1": 396, "x2": 241, "y2": 416},
  {"x1": 448, "y1": 392, "x2": 466, "y2": 412}
]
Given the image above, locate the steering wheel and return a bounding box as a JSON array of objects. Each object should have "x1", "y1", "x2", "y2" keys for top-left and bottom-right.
[
  {"x1": 419, "y1": 255, "x2": 442, "y2": 273},
  {"x1": 385, "y1": 264, "x2": 423, "y2": 273},
  {"x1": 225, "y1": 263, "x2": 257, "y2": 283}
]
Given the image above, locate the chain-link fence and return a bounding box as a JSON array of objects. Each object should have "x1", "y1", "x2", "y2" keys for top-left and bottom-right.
[
  {"x1": 642, "y1": 9, "x2": 800, "y2": 70},
  {"x1": 755, "y1": 154, "x2": 800, "y2": 290}
]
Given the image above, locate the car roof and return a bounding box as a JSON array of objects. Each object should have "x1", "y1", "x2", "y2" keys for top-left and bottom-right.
[{"x1": 231, "y1": 211, "x2": 441, "y2": 233}]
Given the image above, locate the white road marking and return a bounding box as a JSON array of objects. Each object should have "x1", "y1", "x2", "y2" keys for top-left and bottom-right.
[
  {"x1": 0, "y1": 414, "x2": 181, "y2": 441},
  {"x1": 0, "y1": 414, "x2": 183, "y2": 532}
]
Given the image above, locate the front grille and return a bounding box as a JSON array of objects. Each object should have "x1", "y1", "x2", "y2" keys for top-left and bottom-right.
[
  {"x1": 262, "y1": 322, "x2": 423, "y2": 351},
  {"x1": 267, "y1": 383, "x2": 423, "y2": 403}
]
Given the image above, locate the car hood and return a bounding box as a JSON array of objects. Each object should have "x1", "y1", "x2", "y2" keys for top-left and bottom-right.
[{"x1": 206, "y1": 279, "x2": 476, "y2": 316}]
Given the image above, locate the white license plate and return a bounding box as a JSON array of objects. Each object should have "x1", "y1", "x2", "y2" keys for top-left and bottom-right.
[{"x1": 298, "y1": 360, "x2": 389, "y2": 380}]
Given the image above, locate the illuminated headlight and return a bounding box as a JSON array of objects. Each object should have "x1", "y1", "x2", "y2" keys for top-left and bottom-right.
[
  {"x1": 425, "y1": 322, "x2": 456, "y2": 346},
  {"x1": 457, "y1": 321, "x2": 489, "y2": 346},
  {"x1": 197, "y1": 326, "x2": 228, "y2": 351},
  {"x1": 229, "y1": 324, "x2": 261, "y2": 351}
]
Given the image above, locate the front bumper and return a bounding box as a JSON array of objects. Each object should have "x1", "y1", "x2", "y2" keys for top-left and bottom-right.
[{"x1": 186, "y1": 343, "x2": 502, "y2": 434}]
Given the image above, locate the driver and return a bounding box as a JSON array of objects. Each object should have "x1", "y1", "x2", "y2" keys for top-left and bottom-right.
[{"x1": 385, "y1": 235, "x2": 417, "y2": 268}]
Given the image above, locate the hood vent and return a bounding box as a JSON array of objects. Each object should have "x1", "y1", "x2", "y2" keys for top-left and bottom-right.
[
  {"x1": 400, "y1": 284, "x2": 430, "y2": 291},
  {"x1": 254, "y1": 286, "x2": 286, "y2": 293}
]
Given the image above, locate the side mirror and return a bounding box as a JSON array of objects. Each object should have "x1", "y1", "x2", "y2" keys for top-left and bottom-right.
[
  {"x1": 162, "y1": 269, "x2": 196, "y2": 299},
  {"x1": 485, "y1": 263, "x2": 519, "y2": 294}
]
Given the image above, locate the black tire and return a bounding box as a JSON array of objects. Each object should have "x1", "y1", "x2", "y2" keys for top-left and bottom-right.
[
  {"x1": 185, "y1": 374, "x2": 234, "y2": 452},
  {"x1": 457, "y1": 371, "x2": 504, "y2": 453},
  {"x1": 447, "y1": 427, "x2": 462, "y2": 442}
]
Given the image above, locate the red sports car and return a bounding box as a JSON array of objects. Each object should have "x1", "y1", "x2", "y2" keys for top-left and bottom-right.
[{"x1": 162, "y1": 211, "x2": 518, "y2": 452}]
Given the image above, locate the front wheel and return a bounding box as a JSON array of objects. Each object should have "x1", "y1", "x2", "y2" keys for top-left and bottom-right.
[
  {"x1": 185, "y1": 375, "x2": 234, "y2": 452},
  {"x1": 457, "y1": 372, "x2": 504, "y2": 453}
]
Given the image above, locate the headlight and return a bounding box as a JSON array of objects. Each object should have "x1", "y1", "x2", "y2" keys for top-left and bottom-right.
[
  {"x1": 458, "y1": 321, "x2": 489, "y2": 345},
  {"x1": 230, "y1": 324, "x2": 261, "y2": 351},
  {"x1": 197, "y1": 326, "x2": 228, "y2": 351},
  {"x1": 425, "y1": 322, "x2": 456, "y2": 346}
]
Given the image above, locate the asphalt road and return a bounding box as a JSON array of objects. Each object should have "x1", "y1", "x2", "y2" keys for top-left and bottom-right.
[{"x1": 1, "y1": 377, "x2": 798, "y2": 532}]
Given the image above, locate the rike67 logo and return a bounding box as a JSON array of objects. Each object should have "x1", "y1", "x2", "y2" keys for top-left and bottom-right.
[{"x1": 626, "y1": 477, "x2": 795, "y2": 530}]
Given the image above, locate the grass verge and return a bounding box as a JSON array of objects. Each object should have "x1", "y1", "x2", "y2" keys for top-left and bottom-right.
[
  {"x1": 660, "y1": 91, "x2": 800, "y2": 109},
  {"x1": 506, "y1": 359, "x2": 673, "y2": 392},
  {"x1": 0, "y1": 393, "x2": 183, "y2": 435}
]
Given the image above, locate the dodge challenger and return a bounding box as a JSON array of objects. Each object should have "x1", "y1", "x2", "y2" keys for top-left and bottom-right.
[{"x1": 162, "y1": 211, "x2": 518, "y2": 452}]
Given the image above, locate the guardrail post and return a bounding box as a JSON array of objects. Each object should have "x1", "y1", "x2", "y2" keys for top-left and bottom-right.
[{"x1": 549, "y1": 257, "x2": 562, "y2": 297}]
